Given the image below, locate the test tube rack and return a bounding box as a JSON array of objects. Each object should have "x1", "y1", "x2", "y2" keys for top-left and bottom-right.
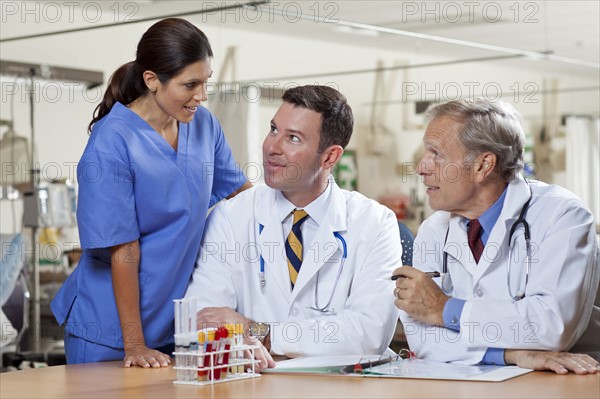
[
  {"x1": 172, "y1": 344, "x2": 261, "y2": 386},
  {"x1": 173, "y1": 298, "x2": 261, "y2": 386}
]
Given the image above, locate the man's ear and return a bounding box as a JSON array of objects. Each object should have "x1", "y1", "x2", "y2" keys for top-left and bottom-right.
[
  {"x1": 477, "y1": 152, "x2": 498, "y2": 182},
  {"x1": 142, "y1": 70, "x2": 159, "y2": 92},
  {"x1": 321, "y1": 145, "x2": 344, "y2": 170}
]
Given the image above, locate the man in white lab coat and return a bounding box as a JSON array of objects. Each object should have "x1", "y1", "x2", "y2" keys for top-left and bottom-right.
[
  {"x1": 394, "y1": 98, "x2": 600, "y2": 374},
  {"x1": 185, "y1": 85, "x2": 401, "y2": 368}
]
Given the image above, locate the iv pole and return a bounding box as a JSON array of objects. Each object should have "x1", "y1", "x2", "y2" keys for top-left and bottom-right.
[
  {"x1": 1, "y1": 61, "x2": 103, "y2": 354},
  {"x1": 28, "y1": 68, "x2": 41, "y2": 353}
]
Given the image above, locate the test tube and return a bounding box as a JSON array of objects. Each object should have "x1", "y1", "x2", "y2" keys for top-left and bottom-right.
[
  {"x1": 181, "y1": 300, "x2": 191, "y2": 381},
  {"x1": 189, "y1": 334, "x2": 198, "y2": 381},
  {"x1": 197, "y1": 330, "x2": 206, "y2": 381},
  {"x1": 173, "y1": 300, "x2": 183, "y2": 382},
  {"x1": 214, "y1": 328, "x2": 225, "y2": 380},
  {"x1": 235, "y1": 323, "x2": 244, "y2": 374},
  {"x1": 225, "y1": 324, "x2": 235, "y2": 375},
  {"x1": 222, "y1": 325, "x2": 234, "y2": 379},
  {"x1": 189, "y1": 298, "x2": 197, "y2": 381},
  {"x1": 205, "y1": 329, "x2": 217, "y2": 381}
]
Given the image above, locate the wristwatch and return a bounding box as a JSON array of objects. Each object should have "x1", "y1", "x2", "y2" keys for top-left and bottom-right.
[{"x1": 248, "y1": 322, "x2": 270, "y2": 342}]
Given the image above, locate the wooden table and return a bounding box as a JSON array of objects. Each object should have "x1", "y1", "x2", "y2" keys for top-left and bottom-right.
[{"x1": 1, "y1": 361, "x2": 599, "y2": 398}]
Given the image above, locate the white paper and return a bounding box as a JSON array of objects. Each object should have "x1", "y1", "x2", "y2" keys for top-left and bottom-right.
[{"x1": 368, "y1": 359, "x2": 532, "y2": 382}]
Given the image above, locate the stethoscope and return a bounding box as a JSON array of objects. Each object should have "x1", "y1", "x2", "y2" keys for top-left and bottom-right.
[
  {"x1": 440, "y1": 185, "x2": 533, "y2": 301},
  {"x1": 257, "y1": 224, "x2": 347, "y2": 314}
]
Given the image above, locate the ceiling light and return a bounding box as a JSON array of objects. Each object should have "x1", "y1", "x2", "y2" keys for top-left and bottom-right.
[
  {"x1": 261, "y1": 5, "x2": 599, "y2": 70},
  {"x1": 333, "y1": 25, "x2": 380, "y2": 37}
]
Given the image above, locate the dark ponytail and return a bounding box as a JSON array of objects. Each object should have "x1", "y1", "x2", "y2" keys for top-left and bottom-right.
[
  {"x1": 88, "y1": 18, "x2": 213, "y2": 133},
  {"x1": 88, "y1": 62, "x2": 145, "y2": 132}
]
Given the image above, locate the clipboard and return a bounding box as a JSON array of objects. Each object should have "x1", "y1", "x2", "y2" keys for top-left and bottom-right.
[
  {"x1": 263, "y1": 355, "x2": 385, "y2": 376},
  {"x1": 264, "y1": 352, "x2": 533, "y2": 382}
]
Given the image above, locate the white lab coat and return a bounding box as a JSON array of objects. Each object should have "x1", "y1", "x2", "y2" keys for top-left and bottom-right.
[
  {"x1": 400, "y1": 175, "x2": 600, "y2": 364},
  {"x1": 186, "y1": 182, "x2": 401, "y2": 357}
]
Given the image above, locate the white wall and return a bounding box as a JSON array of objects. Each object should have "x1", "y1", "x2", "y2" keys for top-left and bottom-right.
[{"x1": 1, "y1": 6, "x2": 599, "y2": 236}]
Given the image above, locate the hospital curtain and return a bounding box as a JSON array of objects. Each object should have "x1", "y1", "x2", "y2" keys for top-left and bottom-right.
[{"x1": 565, "y1": 116, "x2": 600, "y2": 224}]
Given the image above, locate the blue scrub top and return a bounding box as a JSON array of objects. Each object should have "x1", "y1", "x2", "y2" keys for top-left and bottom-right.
[{"x1": 51, "y1": 102, "x2": 245, "y2": 349}]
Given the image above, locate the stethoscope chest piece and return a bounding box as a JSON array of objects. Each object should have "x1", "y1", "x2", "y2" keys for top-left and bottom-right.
[{"x1": 441, "y1": 273, "x2": 453, "y2": 294}]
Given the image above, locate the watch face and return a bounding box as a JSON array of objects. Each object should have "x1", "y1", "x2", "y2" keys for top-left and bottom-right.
[{"x1": 249, "y1": 322, "x2": 270, "y2": 339}]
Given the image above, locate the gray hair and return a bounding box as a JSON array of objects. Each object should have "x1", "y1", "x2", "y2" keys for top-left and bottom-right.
[{"x1": 425, "y1": 98, "x2": 526, "y2": 182}]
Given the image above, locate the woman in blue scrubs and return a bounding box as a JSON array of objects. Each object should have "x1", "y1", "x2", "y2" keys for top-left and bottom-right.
[{"x1": 51, "y1": 18, "x2": 249, "y2": 368}]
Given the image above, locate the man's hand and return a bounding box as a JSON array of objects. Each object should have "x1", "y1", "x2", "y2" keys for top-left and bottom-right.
[
  {"x1": 123, "y1": 345, "x2": 171, "y2": 368},
  {"x1": 196, "y1": 306, "x2": 276, "y2": 372},
  {"x1": 244, "y1": 336, "x2": 276, "y2": 372},
  {"x1": 505, "y1": 350, "x2": 600, "y2": 375},
  {"x1": 393, "y1": 266, "x2": 449, "y2": 326},
  {"x1": 196, "y1": 306, "x2": 250, "y2": 329}
]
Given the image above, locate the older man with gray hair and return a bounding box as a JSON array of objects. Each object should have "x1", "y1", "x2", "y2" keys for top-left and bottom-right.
[{"x1": 394, "y1": 98, "x2": 599, "y2": 374}]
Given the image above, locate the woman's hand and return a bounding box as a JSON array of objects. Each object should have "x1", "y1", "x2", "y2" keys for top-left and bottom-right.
[
  {"x1": 123, "y1": 344, "x2": 171, "y2": 368},
  {"x1": 111, "y1": 241, "x2": 170, "y2": 369}
]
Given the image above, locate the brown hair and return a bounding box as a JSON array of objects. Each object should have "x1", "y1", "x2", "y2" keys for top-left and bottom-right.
[
  {"x1": 282, "y1": 85, "x2": 354, "y2": 152},
  {"x1": 88, "y1": 18, "x2": 213, "y2": 132}
]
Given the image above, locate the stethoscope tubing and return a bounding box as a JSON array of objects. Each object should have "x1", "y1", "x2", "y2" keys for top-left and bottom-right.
[
  {"x1": 441, "y1": 185, "x2": 533, "y2": 301},
  {"x1": 257, "y1": 223, "x2": 347, "y2": 312},
  {"x1": 311, "y1": 232, "x2": 347, "y2": 313}
]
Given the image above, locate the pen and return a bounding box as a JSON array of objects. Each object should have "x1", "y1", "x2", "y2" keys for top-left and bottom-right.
[{"x1": 386, "y1": 271, "x2": 441, "y2": 281}]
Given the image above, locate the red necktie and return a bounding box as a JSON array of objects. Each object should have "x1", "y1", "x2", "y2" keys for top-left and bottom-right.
[{"x1": 467, "y1": 219, "x2": 484, "y2": 263}]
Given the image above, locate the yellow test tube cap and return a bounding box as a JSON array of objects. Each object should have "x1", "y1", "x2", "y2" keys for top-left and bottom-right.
[
  {"x1": 207, "y1": 329, "x2": 216, "y2": 342},
  {"x1": 235, "y1": 323, "x2": 244, "y2": 335},
  {"x1": 198, "y1": 330, "x2": 206, "y2": 344}
]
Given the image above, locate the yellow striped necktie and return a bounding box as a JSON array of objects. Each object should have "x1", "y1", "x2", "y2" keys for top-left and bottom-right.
[{"x1": 286, "y1": 209, "x2": 309, "y2": 289}]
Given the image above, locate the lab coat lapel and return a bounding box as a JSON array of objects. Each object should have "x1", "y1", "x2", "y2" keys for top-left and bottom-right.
[
  {"x1": 444, "y1": 217, "x2": 477, "y2": 274},
  {"x1": 291, "y1": 183, "x2": 348, "y2": 302},
  {"x1": 255, "y1": 189, "x2": 293, "y2": 303},
  {"x1": 471, "y1": 222, "x2": 506, "y2": 282},
  {"x1": 500, "y1": 176, "x2": 532, "y2": 223}
]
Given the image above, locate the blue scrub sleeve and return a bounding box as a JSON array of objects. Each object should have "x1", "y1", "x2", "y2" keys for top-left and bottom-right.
[
  {"x1": 76, "y1": 150, "x2": 140, "y2": 249},
  {"x1": 208, "y1": 124, "x2": 246, "y2": 207}
]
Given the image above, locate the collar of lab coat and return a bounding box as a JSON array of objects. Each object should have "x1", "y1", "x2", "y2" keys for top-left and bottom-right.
[
  {"x1": 254, "y1": 178, "x2": 348, "y2": 300},
  {"x1": 274, "y1": 178, "x2": 332, "y2": 227},
  {"x1": 444, "y1": 174, "x2": 532, "y2": 281}
]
